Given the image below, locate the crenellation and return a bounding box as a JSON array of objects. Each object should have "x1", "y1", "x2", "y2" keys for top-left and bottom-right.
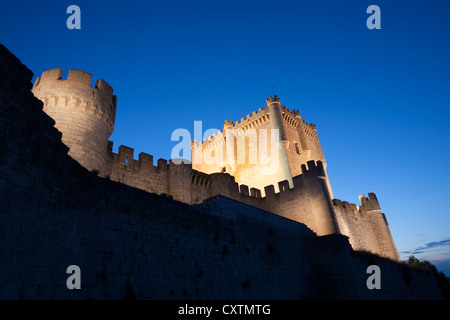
[
  {"x1": 224, "y1": 119, "x2": 233, "y2": 127},
  {"x1": 217, "y1": 105, "x2": 270, "y2": 135},
  {"x1": 106, "y1": 141, "x2": 170, "y2": 182},
  {"x1": 118, "y1": 145, "x2": 135, "y2": 165},
  {"x1": 37, "y1": 68, "x2": 63, "y2": 82},
  {"x1": 280, "y1": 105, "x2": 300, "y2": 119},
  {"x1": 207, "y1": 160, "x2": 325, "y2": 203},
  {"x1": 250, "y1": 187, "x2": 261, "y2": 198},
  {"x1": 240, "y1": 184, "x2": 249, "y2": 196},
  {"x1": 359, "y1": 193, "x2": 380, "y2": 211},
  {"x1": 95, "y1": 78, "x2": 114, "y2": 98},
  {"x1": 33, "y1": 68, "x2": 117, "y2": 123},
  {"x1": 138, "y1": 152, "x2": 154, "y2": 171},
  {"x1": 278, "y1": 180, "x2": 290, "y2": 192},
  {"x1": 189, "y1": 170, "x2": 211, "y2": 188},
  {"x1": 332, "y1": 198, "x2": 360, "y2": 217},
  {"x1": 264, "y1": 185, "x2": 276, "y2": 198},
  {"x1": 157, "y1": 158, "x2": 168, "y2": 171},
  {"x1": 301, "y1": 160, "x2": 326, "y2": 179},
  {"x1": 209, "y1": 172, "x2": 238, "y2": 198},
  {"x1": 66, "y1": 69, "x2": 92, "y2": 87}
]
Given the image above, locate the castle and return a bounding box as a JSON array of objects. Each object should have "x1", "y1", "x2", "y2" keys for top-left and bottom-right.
[
  {"x1": 31, "y1": 68, "x2": 400, "y2": 261},
  {"x1": 1, "y1": 44, "x2": 444, "y2": 299}
]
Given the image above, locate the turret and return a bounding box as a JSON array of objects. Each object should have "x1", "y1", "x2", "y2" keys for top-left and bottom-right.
[
  {"x1": 32, "y1": 68, "x2": 117, "y2": 175},
  {"x1": 265, "y1": 95, "x2": 294, "y2": 189},
  {"x1": 358, "y1": 193, "x2": 401, "y2": 261},
  {"x1": 300, "y1": 160, "x2": 338, "y2": 235}
]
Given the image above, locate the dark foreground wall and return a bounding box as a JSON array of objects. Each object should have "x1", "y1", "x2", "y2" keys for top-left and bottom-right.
[{"x1": 0, "y1": 44, "x2": 442, "y2": 299}]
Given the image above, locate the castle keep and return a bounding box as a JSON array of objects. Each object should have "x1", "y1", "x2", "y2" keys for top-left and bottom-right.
[{"x1": 32, "y1": 68, "x2": 400, "y2": 261}]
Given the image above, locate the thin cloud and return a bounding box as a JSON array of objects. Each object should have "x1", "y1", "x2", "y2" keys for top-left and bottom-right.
[
  {"x1": 401, "y1": 238, "x2": 450, "y2": 256},
  {"x1": 423, "y1": 239, "x2": 450, "y2": 249}
]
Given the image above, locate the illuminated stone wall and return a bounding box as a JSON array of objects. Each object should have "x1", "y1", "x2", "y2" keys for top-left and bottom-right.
[
  {"x1": 32, "y1": 68, "x2": 117, "y2": 176},
  {"x1": 191, "y1": 95, "x2": 332, "y2": 197}
]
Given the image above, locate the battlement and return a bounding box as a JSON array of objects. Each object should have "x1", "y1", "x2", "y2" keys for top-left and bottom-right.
[
  {"x1": 300, "y1": 160, "x2": 326, "y2": 179},
  {"x1": 192, "y1": 100, "x2": 314, "y2": 152},
  {"x1": 331, "y1": 192, "x2": 399, "y2": 260},
  {"x1": 32, "y1": 68, "x2": 117, "y2": 134},
  {"x1": 204, "y1": 173, "x2": 294, "y2": 204},
  {"x1": 266, "y1": 95, "x2": 280, "y2": 104},
  {"x1": 332, "y1": 193, "x2": 381, "y2": 217},
  {"x1": 229, "y1": 107, "x2": 270, "y2": 131},
  {"x1": 189, "y1": 170, "x2": 212, "y2": 188},
  {"x1": 184, "y1": 158, "x2": 324, "y2": 203},
  {"x1": 300, "y1": 119, "x2": 317, "y2": 139},
  {"x1": 223, "y1": 119, "x2": 233, "y2": 128},
  {"x1": 216, "y1": 160, "x2": 326, "y2": 201},
  {"x1": 34, "y1": 68, "x2": 115, "y2": 99},
  {"x1": 282, "y1": 112, "x2": 299, "y2": 128},
  {"x1": 358, "y1": 193, "x2": 381, "y2": 211},
  {"x1": 191, "y1": 106, "x2": 271, "y2": 150},
  {"x1": 262, "y1": 180, "x2": 293, "y2": 198},
  {"x1": 191, "y1": 157, "x2": 329, "y2": 208},
  {"x1": 107, "y1": 141, "x2": 168, "y2": 173},
  {"x1": 332, "y1": 199, "x2": 360, "y2": 217},
  {"x1": 280, "y1": 104, "x2": 301, "y2": 118}
]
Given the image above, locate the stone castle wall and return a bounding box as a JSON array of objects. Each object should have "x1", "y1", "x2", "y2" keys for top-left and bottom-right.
[
  {"x1": 0, "y1": 44, "x2": 442, "y2": 299},
  {"x1": 333, "y1": 194, "x2": 401, "y2": 261},
  {"x1": 105, "y1": 143, "x2": 169, "y2": 195}
]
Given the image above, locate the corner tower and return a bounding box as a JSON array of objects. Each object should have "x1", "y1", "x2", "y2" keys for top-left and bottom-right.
[
  {"x1": 265, "y1": 95, "x2": 294, "y2": 189},
  {"x1": 32, "y1": 68, "x2": 117, "y2": 175}
]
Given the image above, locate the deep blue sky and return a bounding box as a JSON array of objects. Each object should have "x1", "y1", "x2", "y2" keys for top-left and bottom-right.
[{"x1": 2, "y1": 0, "x2": 450, "y2": 274}]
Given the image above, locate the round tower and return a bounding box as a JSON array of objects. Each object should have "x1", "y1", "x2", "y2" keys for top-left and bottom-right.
[
  {"x1": 32, "y1": 68, "x2": 117, "y2": 175},
  {"x1": 266, "y1": 95, "x2": 294, "y2": 189}
]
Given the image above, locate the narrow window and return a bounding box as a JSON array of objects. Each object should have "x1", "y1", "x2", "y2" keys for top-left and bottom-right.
[{"x1": 294, "y1": 142, "x2": 300, "y2": 154}]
